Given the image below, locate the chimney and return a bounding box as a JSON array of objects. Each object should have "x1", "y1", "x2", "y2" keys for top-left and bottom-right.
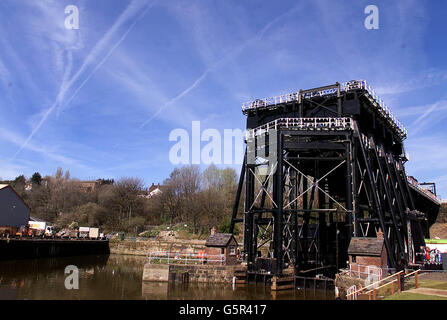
[
  {"x1": 376, "y1": 229, "x2": 384, "y2": 239},
  {"x1": 210, "y1": 226, "x2": 216, "y2": 236}
]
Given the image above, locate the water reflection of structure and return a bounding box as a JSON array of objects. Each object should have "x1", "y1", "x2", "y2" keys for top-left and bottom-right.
[
  {"x1": 0, "y1": 254, "x2": 109, "y2": 276},
  {"x1": 0, "y1": 238, "x2": 110, "y2": 261},
  {"x1": 0, "y1": 255, "x2": 110, "y2": 300}
]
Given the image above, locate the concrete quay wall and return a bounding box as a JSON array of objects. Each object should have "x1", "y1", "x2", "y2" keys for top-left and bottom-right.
[
  {"x1": 0, "y1": 238, "x2": 110, "y2": 261},
  {"x1": 109, "y1": 238, "x2": 206, "y2": 256},
  {"x1": 143, "y1": 263, "x2": 244, "y2": 283}
]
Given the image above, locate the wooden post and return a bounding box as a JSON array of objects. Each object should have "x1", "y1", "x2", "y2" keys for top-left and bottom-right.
[
  {"x1": 391, "y1": 281, "x2": 395, "y2": 295},
  {"x1": 397, "y1": 274, "x2": 402, "y2": 292},
  {"x1": 368, "y1": 291, "x2": 372, "y2": 300},
  {"x1": 373, "y1": 288, "x2": 377, "y2": 300},
  {"x1": 415, "y1": 271, "x2": 418, "y2": 289},
  {"x1": 271, "y1": 276, "x2": 278, "y2": 291}
]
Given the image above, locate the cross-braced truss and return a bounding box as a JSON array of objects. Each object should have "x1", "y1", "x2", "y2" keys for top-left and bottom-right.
[{"x1": 230, "y1": 82, "x2": 440, "y2": 275}]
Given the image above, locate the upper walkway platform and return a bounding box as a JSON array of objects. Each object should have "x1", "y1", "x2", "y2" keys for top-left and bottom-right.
[{"x1": 241, "y1": 80, "x2": 407, "y2": 141}]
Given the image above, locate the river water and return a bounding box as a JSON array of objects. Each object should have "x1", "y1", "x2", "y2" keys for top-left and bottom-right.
[{"x1": 0, "y1": 254, "x2": 333, "y2": 300}]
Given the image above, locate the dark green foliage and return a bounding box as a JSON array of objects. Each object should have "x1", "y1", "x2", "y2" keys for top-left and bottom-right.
[
  {"x1": 31, "y1": 172, "x2": 42, "y2": 185},
  {"x1": 217, "y1": 216, "x2": 239, "y2": 235}
]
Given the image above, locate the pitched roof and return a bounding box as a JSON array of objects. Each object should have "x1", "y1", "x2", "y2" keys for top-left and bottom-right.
[
  {"x1": 205, "y1": 233, "x2": 237, "y2": 247},
  {"x1": 348, "y1": 237, "x2": 385, "y2": 256},
  {"x1": 149, "y1": 183, "x2": 162, "y2": 193},
  {"x1": 0, "y1": 184, "x2": 31, "y2": 210}
]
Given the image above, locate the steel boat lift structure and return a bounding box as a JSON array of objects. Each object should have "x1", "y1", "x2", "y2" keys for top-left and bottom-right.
[{"x1": 230, "y1": 80, "x2": 441, "y2": 276}]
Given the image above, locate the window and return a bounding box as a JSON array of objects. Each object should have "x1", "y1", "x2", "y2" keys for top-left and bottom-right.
[
  {"x1": 229, "y1": 246, "x2": 236, "y2": 255},
  {"x1": 221, "y1": 248, "x2": 225, "y2": 255},
  {"x1": 352, "y1": 256, "x2": 356, "y2": 263}
]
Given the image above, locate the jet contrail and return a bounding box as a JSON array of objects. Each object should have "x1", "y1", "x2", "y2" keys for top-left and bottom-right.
[
  {"x1": 410, "y1": 101, "x2": 441, "y2": 135},
  {"x1": 12, "y1": 0, "x2": 155, "y2": 160},
  {"x1": 58, "y1": 0, "x2": 154, "y2": 112},
  {"x1": 10, "y1": 58, "x2": 72, "y2": 160},
  {"x1": 140, "y1": 4, "x2": 301, "y2": 128},
  {"x1": 63, "y1": 2, "x2": 155, "y2": 109},
  {"x1": 139, "y1": 70, "x2": 210, "y2": 128}
]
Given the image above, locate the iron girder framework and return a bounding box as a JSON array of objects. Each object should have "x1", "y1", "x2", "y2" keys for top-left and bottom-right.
[{"x1": 230, "y1": 81, "x2": 441, "y2": 275}]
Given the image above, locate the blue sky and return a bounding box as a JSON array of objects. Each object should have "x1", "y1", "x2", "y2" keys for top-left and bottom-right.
[{"x1": 0, "y1": 0, "x2": 447, "y2": 197}]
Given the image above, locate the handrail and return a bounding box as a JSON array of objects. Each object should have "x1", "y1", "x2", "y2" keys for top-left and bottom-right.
[
  {"x1": 148, "y1": 251, "x2": 226, "y2": 265},
  {"x1": 346, "y1": 270, "x2": 404, "y2": 298},
  {"x1": 404, "y1": 269, "x2": 420, "y2": 279},
  {"x1": 364, "y1": 269, "x2": 421, "y2": 296},
  {"x1": 347, "y1": 264, "x2": 397, "y2": 280},
  {"x1": 241, "y1": 80, "x2": 407, "y2": 140},
  {"x1": 407, "y1": 178, "x2": 441, "y2": 204},
  {"x1": 364, "y1": 279, "x2": 398, "y2": 294},
  {"x1": 246, "y1": 117, "x2": 354, "y2": 140},
  {"x1": 353, "y1": 269, "x2": 421, "y2": 299}
]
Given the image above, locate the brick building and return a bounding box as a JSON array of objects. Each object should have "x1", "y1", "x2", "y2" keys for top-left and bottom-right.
[
  {"x1": 205, "y1": 230, "x2": 238, "y2": 265},
  {"x1": 348, "y1": 231, "x2": 388, "y2": 269}
]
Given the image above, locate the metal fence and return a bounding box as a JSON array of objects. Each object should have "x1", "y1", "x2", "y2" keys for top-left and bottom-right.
[
  {"x1": 407, "y1": 176, "x2": 441, "y2": 204},
  {"x1": 343, "y1": 264, "x2": 397, "y2": 283},
  {"x1": 346, "y1": 270, "x2": 405, "y2": 300},
  {"x1": 147, "y1": 251, "x2": 226, "y2": 265},
  {"x1": 245, "y1": 117, "x2": 354, "y2": 140},
  {"x1": 241, "y1": 79, "x2": 407, "y2": 139}
]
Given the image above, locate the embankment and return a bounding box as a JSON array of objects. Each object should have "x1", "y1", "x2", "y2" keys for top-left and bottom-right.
[
  {"x1": 0, "y1": 238, "x2": 109, "y2": 260},
  {"x1": 142, "y1": 263, "x2": 243, "y2": 283},
  {"x1": 109, "y1": 238, "x2": 206, "y2": 256}
]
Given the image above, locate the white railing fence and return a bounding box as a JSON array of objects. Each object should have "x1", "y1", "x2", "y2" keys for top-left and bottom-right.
[
  {"x1": 347, "y1": 264, "x2": 396, "y2": 282},
  {"x1": 148, "y1": 251, "x2": 226, "y2": 265},
  {"x1": 246, "y1": 117, "x2": 354, "y2": 140},
  {"x1": 346, "y1": 285, "x2": 358, "y2": 300},
  {"x1": 241, "y1": 80, "x2": 407, "y2": 139},
  {"x1": 346, "y1": 270, "x2": 405, "y2": 300}
]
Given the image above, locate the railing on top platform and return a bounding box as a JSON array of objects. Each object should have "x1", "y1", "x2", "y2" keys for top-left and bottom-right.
[
  {"x1": 407, "y1": 177, "x2": 441, "y2": 205},
  {"x1": 241, "y1": 80, "x2": 407, "y2": 140},
  {"x1": 245, "y1": 117, "x2": 354, "y2": 140}
]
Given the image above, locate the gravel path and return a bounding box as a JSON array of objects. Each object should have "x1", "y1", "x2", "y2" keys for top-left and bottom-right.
[
  {"x1": 406, "y1": 287, "x2": 447, "y2": 298},
  {"x1": 419, "y1": 271, "x2": 447, "y2": 281}
]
